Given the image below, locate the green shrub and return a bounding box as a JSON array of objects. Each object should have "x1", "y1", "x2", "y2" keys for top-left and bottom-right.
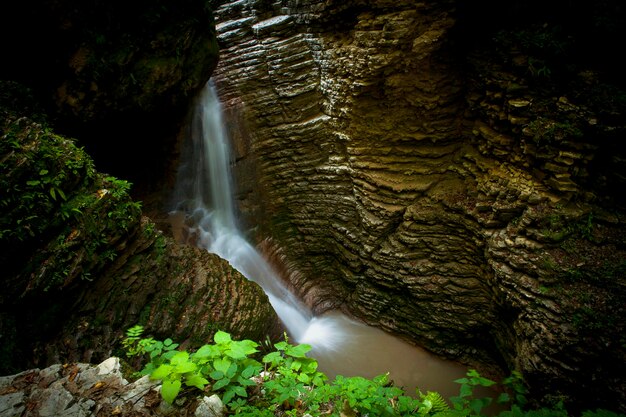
[{"x1": 123, "y1": 327, "x2": 625, "y2": 417}]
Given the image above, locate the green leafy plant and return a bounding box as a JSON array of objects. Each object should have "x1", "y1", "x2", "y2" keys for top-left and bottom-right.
[
  {"x1": 501, "y1": 371, "x2": 528, "y2": 408},
  {"x1": 123, "y1": 327, "x2": 262, "y2": 405},
  {"x1": 195, "y1": 330, "x2": 262, "y2": 405},
  {"x1": 331, "y1": 373, "x2": 403, "y2": 416},
  {"x1": 122, "y1": 328, "x2": 626, "y2": 417},
  {"x1": 261, "y1": 336, "x2": 326, "y2": 410},
  {"x1": 450, "y1": 369, "x2": 497, "y2": 416}
]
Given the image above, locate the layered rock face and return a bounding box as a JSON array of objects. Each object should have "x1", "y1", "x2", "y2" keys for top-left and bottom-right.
[
  {"x1": 0, "y1": 83, "x2": 283, "y2": 374},
  {"x1": 210, "y1": 0, "x2": 626, "y2": 411}
]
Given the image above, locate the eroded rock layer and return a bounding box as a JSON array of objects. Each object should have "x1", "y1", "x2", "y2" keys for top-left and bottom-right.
[{"x1": 210, "y1": 0, "x2": 626, "y2": 411}]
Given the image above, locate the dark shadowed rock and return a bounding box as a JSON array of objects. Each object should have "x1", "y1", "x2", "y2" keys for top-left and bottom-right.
[{"x1": 0, "y1": 84, "x2": 284, "y2": 375}]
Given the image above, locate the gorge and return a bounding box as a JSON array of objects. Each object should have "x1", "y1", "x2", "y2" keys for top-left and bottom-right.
[
  {"x1": 168, "y1": 79, "x2": 471, "y2": 399},
  {"x1": 0, "y1": 0, "x2": 625, "y2": 415}
]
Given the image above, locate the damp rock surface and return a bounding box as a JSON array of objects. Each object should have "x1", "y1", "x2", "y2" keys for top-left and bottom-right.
[{"x1": 209, "y1": 0, "x2": 626, "y2": 412}]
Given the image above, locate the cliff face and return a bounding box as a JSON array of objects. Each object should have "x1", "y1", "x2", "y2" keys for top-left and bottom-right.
[{"x1": 210, "y1": 0, "x2": 626, "y2": 411}]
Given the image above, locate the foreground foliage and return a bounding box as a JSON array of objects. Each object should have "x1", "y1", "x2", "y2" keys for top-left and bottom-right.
[{"x1": 123, "y1": 327, "x2": 625, "y2": 417}]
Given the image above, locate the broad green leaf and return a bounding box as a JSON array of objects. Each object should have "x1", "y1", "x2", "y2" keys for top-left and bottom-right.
[
  {"x1": 213, "y1": 377, "x2": 231, "y2": 391},
  {"x1": 214, "y1": 331, "x2": 232, "y2": 344},
  {"x1": 291, "y1": 361, "x2": 302, "y2": 371},
  {"x1": 161, "y1": 379, "x2": 181, "y2": 404},
  {"x1": 477, "y1": 376, "x2": 496, "y2": 387},
  {"x1": 262, "y1": 351, "x2": 282, "y2": 365},
  {"x1": 222, "y1": 388, "x2": 235, "y2": 405},
  {"x1": 274, "y1": 341, "x2": 288, "y2": 351},
  {"x1": 459, "y1": 384, "x2": 472, "y2": 398},
  {"x1": 236, "y1": 340, "x2": 258, "y2": 355},
  {"x1": 163, "y1": 350, "x2": 178, "y2": 360},
  {"x1": 312, "y1": 373, "x2": 327, "y2": 386},
  {"x1": 278, "y1": 391, "x2": 291, "y2": 404},
  {"x1": 140, "y1": 363, "x2": 155, "y2": 376},
  {"x1": 195, "y1": 344, "x2": 218, "y2": 359},
  {"x1": 233, "y1": 385, "x2": 248, "y2": 398},
  {"x1": 497, "y1": 392, "x2": 511, "y2": 404},
  {"x1": 56, "y1": 188, "x2": 66, "y2": 200},
  {"x1": 214, "y1": 358, "x2": 232, "y2": 374},
  {"x1": 225, "y1": 362, "x2": 238, "y2": 379},
  {"x1": 241, "y1": 365, "x2": 258, "y2": 379},
  {"x1": 170, "y1": 351, "x2": 190, "y2": 365},
  {"x1": 151, "y1": 364, "x2": 173, "y2": 380},
  {"x1": 302, "y1": 361, "x2": 318, "y2": 373},
  {"x1": 209, "y1": 370, "x2": 224, "y2": 380},
  {"x1": 175, "y1": 360, "x2": 196, "y2": 374},
  {"x1": 469, "y1": 398, "x2": 491, "y2": 415},
  {"x1": 185, "y1": 374, "x2": 209, "y2": 390},
  {"x1": 236, "y1": 376, "x2": 256, "y2": 387},
  {"x1": 226, "y1": 343, "x2": 248, "y2": 359},
  {"x1": 287, "y1": 344, "x2": 311, "y2": 358}
]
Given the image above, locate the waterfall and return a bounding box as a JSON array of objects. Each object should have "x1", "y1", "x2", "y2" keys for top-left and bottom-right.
[
  {"x1": 169, "y1": 80, "x2": 312, "y2": 340},
  {"x1": 170, "y1": 80, "x2": 469, "y2": 397}
]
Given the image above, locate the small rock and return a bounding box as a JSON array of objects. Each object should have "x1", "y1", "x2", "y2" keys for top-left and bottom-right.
[
  {"x1": 195, "y1": 395, "x2": 224, "y2": 417},
  {"x1": 97, "y1": 357, "x2": 121, "y2": 376}
]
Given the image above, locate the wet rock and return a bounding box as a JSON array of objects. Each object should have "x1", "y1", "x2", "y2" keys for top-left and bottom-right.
[{"x1": 208, "y1": 0, "x2": 626, "y2": 412}]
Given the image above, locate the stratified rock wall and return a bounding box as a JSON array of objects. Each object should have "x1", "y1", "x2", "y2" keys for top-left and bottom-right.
[
  {"x1": 0, "y1": 86, "x2": 283, "y2": 373},
  {"x1": 210, "y1": 0, "x2": 626, "y2": 411}
]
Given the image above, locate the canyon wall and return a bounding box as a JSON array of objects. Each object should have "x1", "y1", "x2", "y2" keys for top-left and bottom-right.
[{"x1": 210, "y1": 0, "x2": 626, "y2": 411}]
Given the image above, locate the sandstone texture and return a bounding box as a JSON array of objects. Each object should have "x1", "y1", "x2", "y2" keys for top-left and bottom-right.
[{"x1": 209, "y1": 0, "x2": 626, "y2": 412}]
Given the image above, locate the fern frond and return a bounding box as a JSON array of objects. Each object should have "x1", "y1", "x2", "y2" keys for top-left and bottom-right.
[
  {"x1": 432, "y1": 410, "x2": 470, "y2": 417},
  {"x1": 423, "y1": 391, "x2": 451, "y2": 413}
]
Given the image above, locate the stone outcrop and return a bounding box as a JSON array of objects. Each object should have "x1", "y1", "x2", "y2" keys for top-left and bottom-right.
[
  {"x1": 0, "y1": 83, "x2": 283, "y2": 375},
  {"x1": 0, "y1": 357, "x2": 225, "y2": 417},
  {"x1": 209, "y1": 0, "x2": 626, "y2": 412}
]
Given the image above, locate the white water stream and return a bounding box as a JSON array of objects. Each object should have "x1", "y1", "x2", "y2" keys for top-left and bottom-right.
[{"x1": 169, "y1": 80, "x2": 469, "y2": 399}]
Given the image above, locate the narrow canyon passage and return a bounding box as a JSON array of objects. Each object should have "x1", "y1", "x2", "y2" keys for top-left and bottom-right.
[{"x1": 168, "y1": 80, "x2": 472, "y2": 399}]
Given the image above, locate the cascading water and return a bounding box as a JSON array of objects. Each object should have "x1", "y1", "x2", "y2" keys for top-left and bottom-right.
[
  {"x1": 169, "y1": 81, "x2": 312, "y2": 339},
  {"x1": 169, "y1": 80, "x2": 470, "y2": 398}
]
